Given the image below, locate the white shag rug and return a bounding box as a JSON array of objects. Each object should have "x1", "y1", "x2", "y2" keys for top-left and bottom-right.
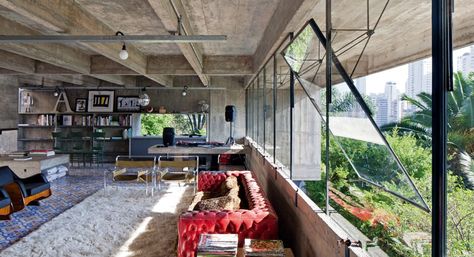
[{"x1": 1, "y1": 185, "x2": 194, "y2": 257}]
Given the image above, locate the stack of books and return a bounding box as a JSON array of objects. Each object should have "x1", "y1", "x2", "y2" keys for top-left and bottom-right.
[
  {"x1": 8, "y1": 151, "x2": 29, "y2": 158},
  {"x1": 243, "y1": 239, "x2": 284, "y2": 256},
  {"x1": 29, "y1": 150, "x2": 55, "y2": 157},
  {"x1": 197, "y1": 234, "x2": 238, "y2": 257}
]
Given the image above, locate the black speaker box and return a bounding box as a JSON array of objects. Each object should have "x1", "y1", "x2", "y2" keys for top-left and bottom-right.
[{"x1": 225, "y1": 105, "x2": 236, "y2": 122}]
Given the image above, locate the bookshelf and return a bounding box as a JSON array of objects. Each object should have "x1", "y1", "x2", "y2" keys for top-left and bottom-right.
[{"x1": 18, "y1": 112, "x2": 133, "y2": 162}]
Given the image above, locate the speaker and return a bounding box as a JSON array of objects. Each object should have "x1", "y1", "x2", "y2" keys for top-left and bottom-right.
[
  {"x1": 225, "y1": 105, "x2": 236, "y2": 122},
  {"x1": 162, "y1": 127, "x2": 175, "y2": 146}
]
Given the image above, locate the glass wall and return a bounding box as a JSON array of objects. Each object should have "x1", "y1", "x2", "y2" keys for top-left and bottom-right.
[
  {"x1": 264, "y1": 61, "x2": 274, "y2": 154},
  {"x1": 243, "y1": 18, "x2": 474, "y2": 256}
]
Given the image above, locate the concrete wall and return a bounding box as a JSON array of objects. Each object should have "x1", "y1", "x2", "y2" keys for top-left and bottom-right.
[
  {"x1": 0, "y1": 76, "x2": 18, "y2": 129},
  {"x1": 20, "y1": 83, "x2": 247, "y2": 143},
  {"x1": 0, "y1": 76, "x2": 19, "y2": 153},
  {"x1": 272, "y1": 88, "x2": 321, "y2": 180},
  {"x1": 0, "y1": 130, "x2": 17, "y2": 154},
  {"x1": 245, "y1": 137, "x2": 368, "y2": 257},
  {"x1": 208, "y1": 77, "x2": 246, "y2": 142}
]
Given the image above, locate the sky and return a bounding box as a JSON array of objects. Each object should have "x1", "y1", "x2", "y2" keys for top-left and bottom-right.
[{"x1": 364, "y1": 45, "x2": 472, "y2": 95}]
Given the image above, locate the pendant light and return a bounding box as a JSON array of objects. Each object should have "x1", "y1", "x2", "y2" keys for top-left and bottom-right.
[{"x1": 116, "y1": 31, "x2": 128, "y2": 60}]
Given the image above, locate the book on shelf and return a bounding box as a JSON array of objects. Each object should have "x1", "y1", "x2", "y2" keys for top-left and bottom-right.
[
  {"x1": 8, "y1": 151, "x2": 29, "y2": 157},
  {"x1": 243, "y1": 239, "x2": 284, "y2": 257},
  {"x1": 29, "y1": 149, "x2": 55, "y2": 157},
  {"x1": 197, "y1": 234, "x2": 238, "y2": 257},
  {"x1": 14, "y1": 157, "x2": 32, "y2": 161}
]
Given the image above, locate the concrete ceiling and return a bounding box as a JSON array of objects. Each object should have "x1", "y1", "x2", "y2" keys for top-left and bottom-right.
[
  {"x1": 0, "y1": 0, "x2": 472, "y2": 90},
  {"x1": 182, "y1": 0, "x2": 280, "y2": 55}
]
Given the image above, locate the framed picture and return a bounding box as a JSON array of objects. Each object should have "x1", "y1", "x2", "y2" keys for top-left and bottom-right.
[
  {"x1": 75, "y1": 98, "x2": 87, "y2": 112},
  {"x1": 87, "y1": 90, "x2": 114, "y2": 112},
  {"x1": 116, "y1": 96, "x2": 141, "y2": 112}
]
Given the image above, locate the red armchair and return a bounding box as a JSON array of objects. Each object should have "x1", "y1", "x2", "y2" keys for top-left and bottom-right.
[{"x1": 178, "y1": 171, "x2": 278, "y2": 257}]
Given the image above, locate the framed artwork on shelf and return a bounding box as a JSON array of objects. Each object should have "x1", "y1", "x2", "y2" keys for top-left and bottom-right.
[
  {"x1": 75, "y1": 98, "x2": 87, "y2": 112},
  {"x1": 116, "y1": 96, "x2": 140, "y2": 112},
  {"x1": 87, "y1": 90, "x2": 114, "y2": 112}
]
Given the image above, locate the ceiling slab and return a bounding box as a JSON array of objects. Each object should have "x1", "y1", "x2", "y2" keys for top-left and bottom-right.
[
  {"x1": 75, "y1": 0, "x2": 182, "y2": 55},
  {"x1": 182, "y1": 0, "x2": 280, "y2": 56}
]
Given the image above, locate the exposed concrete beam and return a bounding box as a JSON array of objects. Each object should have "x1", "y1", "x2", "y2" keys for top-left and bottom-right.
[
  {"x1": 91, "y1": 56, "x2": 139, "y2": 75},
  {"x1": 0, "y1": 49, "x2": 35, "y2": 74},
  {"x1": 0, "y1": 16, "x2": 89, "y2": 73},
  {"x1": 148, "y1": 0, "x2": 209, "y2": 86},
  {"x1": 203, "y1": 56, "x2": 254, "y2": 76},
  {"x1": 0, "y1": 67, "x2": 22, "y2": 75},
  {"x1": 0, "y1": 0, "x2": 172, "y2": 87},
  {"x1": 35, "y1": 62, "x2": 78, "y2": 75},
  {"x1": 147, "y1": 55, "x2": 195, "y2": 75},
  {"x1": 253, "y1": 0, "x2": 321, "y2": 71},
  {"x1": 93, "y1": 55, "x2": 254, "y2": 76},
  {"x1": 0, "y1": 0, "x2": 64, "y2": 33}
]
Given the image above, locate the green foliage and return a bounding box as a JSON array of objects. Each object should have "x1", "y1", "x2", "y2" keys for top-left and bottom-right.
[
  {"x1": 140, "y1": 114, "x2": 202, "y2": 136},
  {"x1": 308, "y1": 130, "x2": 474, "y2": 256},
  {"x1": 382, "y1": 71, "x2": 474, "y2": 189}
]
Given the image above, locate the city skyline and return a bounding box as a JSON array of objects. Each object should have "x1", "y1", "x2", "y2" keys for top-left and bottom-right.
[{"x1": 363, "y1": 44, "x2": 472, "y2": 95}]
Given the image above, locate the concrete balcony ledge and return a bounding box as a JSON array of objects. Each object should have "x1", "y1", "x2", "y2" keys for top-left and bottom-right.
[{"x1": 244, "y1": 137, "x2": 386, "y2": 257}]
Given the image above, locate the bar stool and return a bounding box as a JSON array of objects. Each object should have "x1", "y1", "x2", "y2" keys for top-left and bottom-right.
[{"x1": 91, "y1": 131, "x2": 105, "y2": 167}]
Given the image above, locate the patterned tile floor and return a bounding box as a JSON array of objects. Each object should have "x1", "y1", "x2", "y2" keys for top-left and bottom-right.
[{"x1": 0, "y1": 174, "x2": 103, "y2": 251}]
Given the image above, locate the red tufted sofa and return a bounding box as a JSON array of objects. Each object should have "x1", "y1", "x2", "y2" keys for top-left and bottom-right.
[{"x1": 177, "y1": 170, "x2": 278, "y2": 257}]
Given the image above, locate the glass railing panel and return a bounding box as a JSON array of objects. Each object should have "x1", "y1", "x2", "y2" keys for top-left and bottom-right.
[
  {"x1": 274, "y1": 53, "x2": 292, "y2": 171},
  {"x1": 264, "y1": 60, "x2": 275, "y2": 154},
  {"x1": 257, "y1": 72, "x2": 265, "y2": 148}
]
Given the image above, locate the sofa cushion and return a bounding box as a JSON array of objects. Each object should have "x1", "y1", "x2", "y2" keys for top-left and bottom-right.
[
  {"x1": 0, "y1": 166, "x2": 14, "y2": 187},
  {"x1": 0, "y1": 188, "x2": 11, "y2": 208},
  {"x1": 24, "y1": 182, "x2": 50, "y2": 196},
  {"x1": 194, "y1": 194, "x2": 241, "y2": 211}
]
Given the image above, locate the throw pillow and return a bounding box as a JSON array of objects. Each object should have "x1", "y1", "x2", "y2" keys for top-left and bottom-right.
[
  {"x1": 217, "y1": 175, "x2": 239, "y2": 196},
  {"x1": 194, "y1": 194, "x2": 241, "y2": 211}
]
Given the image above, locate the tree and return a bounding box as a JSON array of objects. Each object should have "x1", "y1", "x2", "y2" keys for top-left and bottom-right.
[{"x1": 381, "y1": 71, "x2": 474, "y2": 189}]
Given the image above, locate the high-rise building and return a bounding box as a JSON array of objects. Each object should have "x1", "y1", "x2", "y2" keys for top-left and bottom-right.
[
  {"x1": 456, "y1": 46, "x2": 474, "y2": 75},
  {"x1": 354, "y1": 77, "x2": 367, "y2": 95},
  {"x1": 373, "y1": 94, "x2": 388, "y2": 126},
  {"x1": 372, "y1": 82, "x2": 402, "y2": 126},
  {"x1": 405, "y1": 59, "x2": 432, "y2": 113},
  {"x1": 385, "y1": 81, "x2": 401, "y2": 123}
]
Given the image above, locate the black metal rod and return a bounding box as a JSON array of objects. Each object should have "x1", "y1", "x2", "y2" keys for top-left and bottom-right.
[
  {"x1": 289, "y1": 69, "x2": 295, "y2": 180},
  {"x1": 263, "y1": 67, "x2": 266, "y2": 151},
  {"x1": 325, "y1": 0, "x2": 332, "y2": 216},
  {"x1": 432, "y1": 0, "x2": 451, "y2": 255},
  {"x1": 273, "y1": 55, "x2": 277, "y2": 163}
]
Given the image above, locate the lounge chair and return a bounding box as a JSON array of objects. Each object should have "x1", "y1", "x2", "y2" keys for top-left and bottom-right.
[{"x1": 0, "y1": 166, "x2": 51, "y2": 211}]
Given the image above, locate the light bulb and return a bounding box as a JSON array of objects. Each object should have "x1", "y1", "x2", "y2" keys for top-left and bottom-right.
[
  {"x1": 53, "y1": 91, "x2": 59, "y2": 97},
  {"x1": 119, "y1": 44, "x2": 128, "y2": 60},
  {"x1": 181, "y1": 86, "x2": 188, "y2": 97}
]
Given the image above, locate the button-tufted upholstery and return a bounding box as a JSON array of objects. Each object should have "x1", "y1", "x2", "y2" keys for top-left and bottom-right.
[{"x1": 178, "y1": 170, "x2": 278, "y2": 257}]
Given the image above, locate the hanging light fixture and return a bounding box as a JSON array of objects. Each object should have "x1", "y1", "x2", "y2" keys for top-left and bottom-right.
[
  {"x1": 138, "y1": 87, "x2": 150, "y2": 106},
  {"x1": 116, "y1": 31, "x2": 128, "y2": 60},
  {"x1": 181, "y1": 86, "x2": 188, "y2": 97}
]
